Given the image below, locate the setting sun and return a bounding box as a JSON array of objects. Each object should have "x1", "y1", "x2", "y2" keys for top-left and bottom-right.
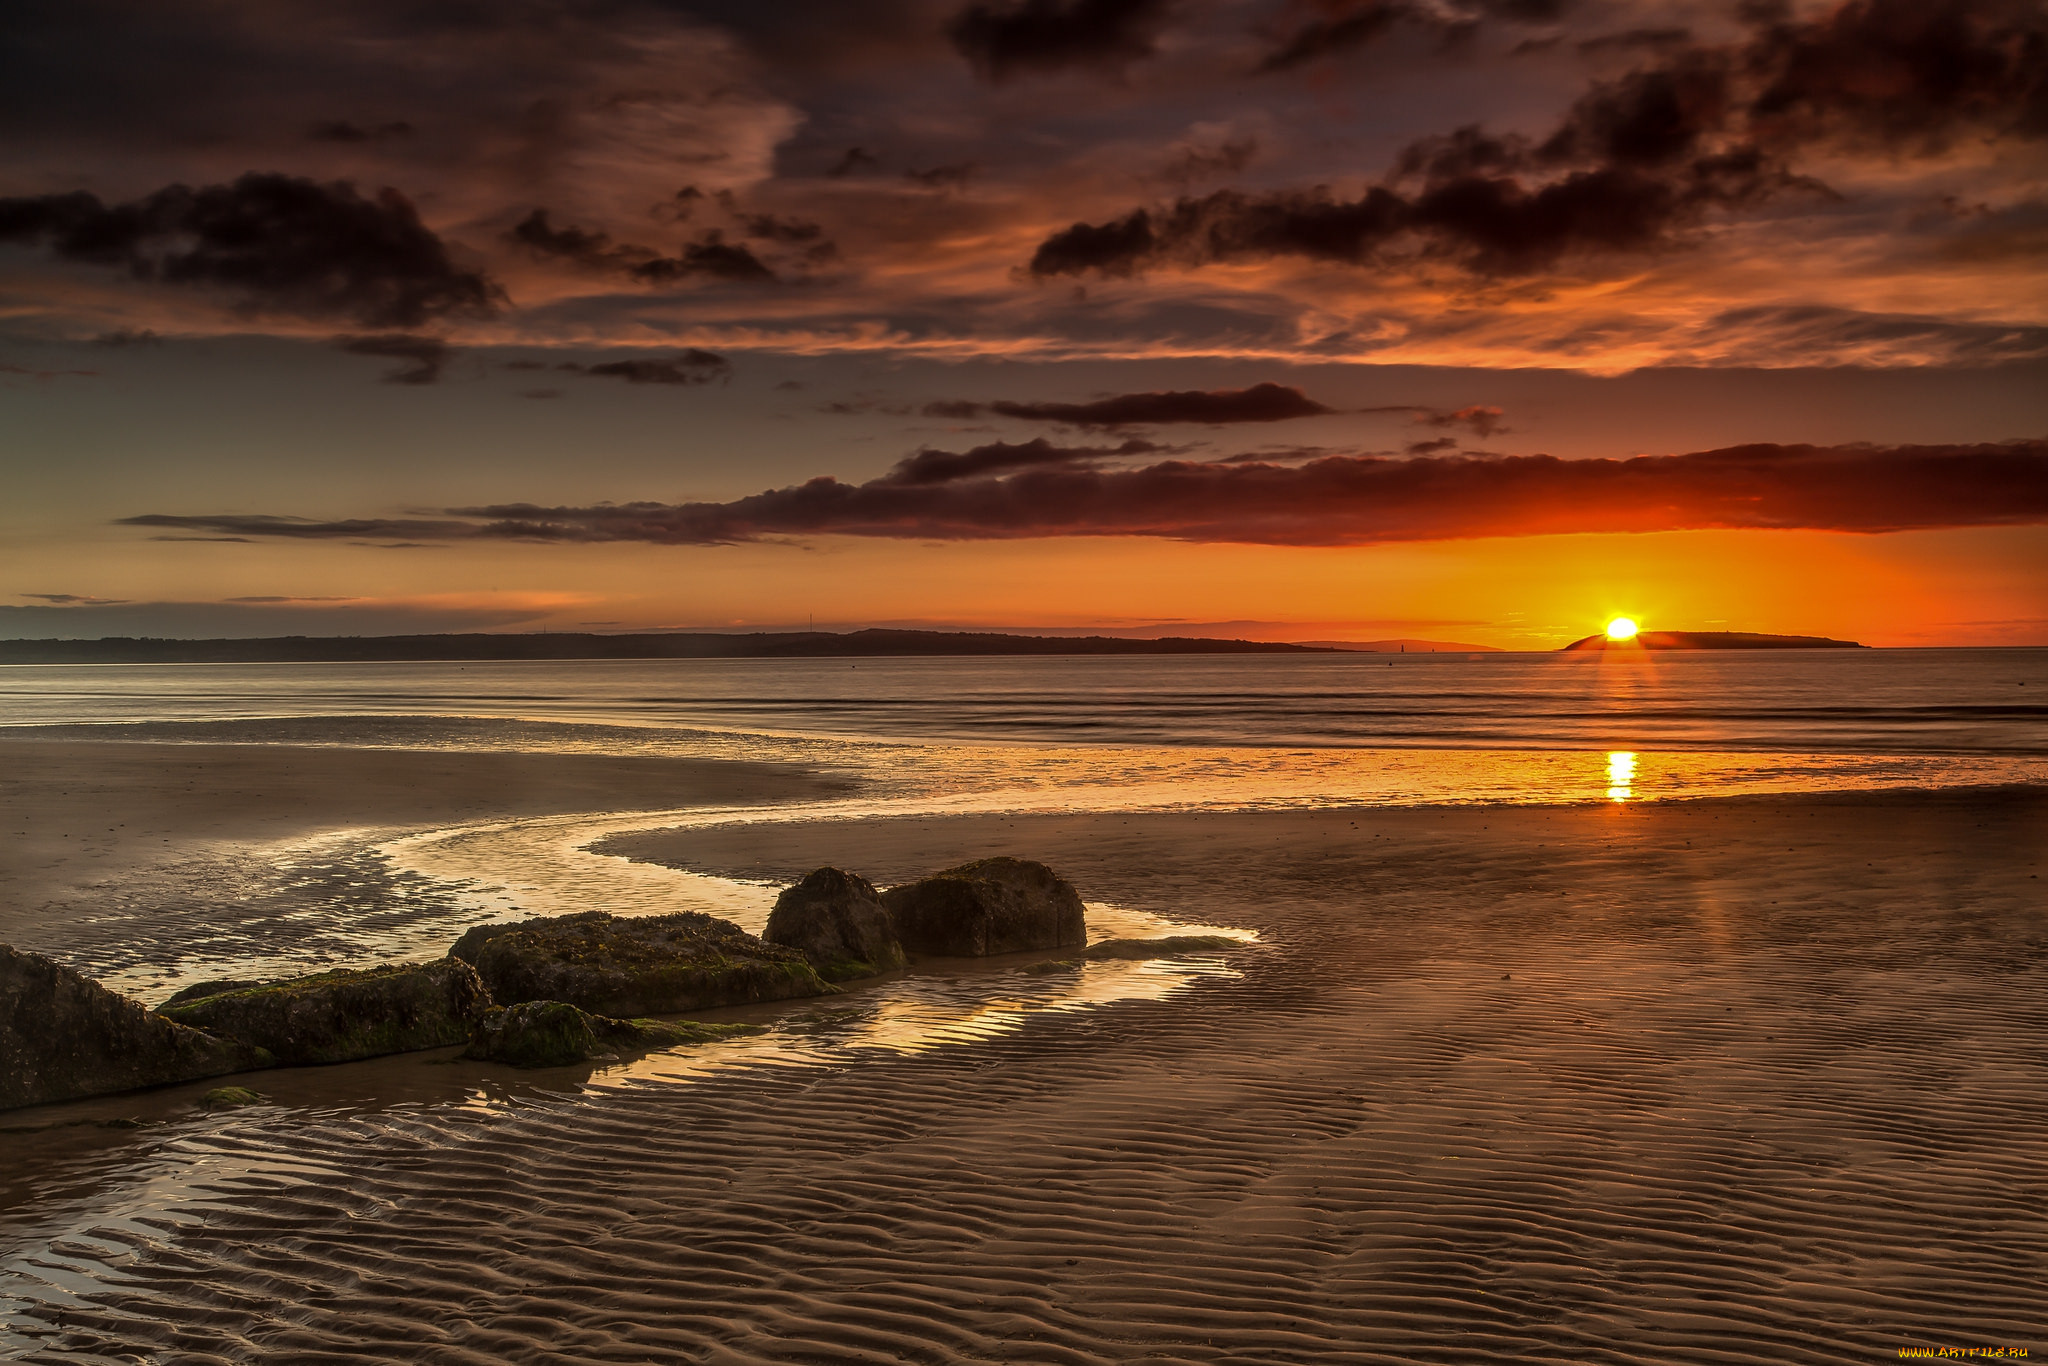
[{"x1": 1606, "y1": 617, "x2": 1640, "y2": 641}]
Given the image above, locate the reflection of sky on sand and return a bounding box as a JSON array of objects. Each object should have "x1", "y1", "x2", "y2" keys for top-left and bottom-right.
[
  {"x1": 604, "y1": 953, "x2": 1244, "y2": 1091},
  {"x1": 80, "y1": 743, "x2": 2040, "y2": 1004},
  {"x1": 374, "y1": 740, "x2": 2040, "y2": 943}
]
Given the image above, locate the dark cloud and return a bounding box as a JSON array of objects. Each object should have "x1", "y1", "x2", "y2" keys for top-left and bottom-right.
[
  {"x1": 905, "y1": 164, "x2": 978, "y2": 189},
  {"x1": 826, "y1": 147, "x2": 882, "y2": 178},
  {"x1": 934, "y1": 383, "x2": 1334, "y2": 426},
  {"x1": 1364, "y1": 403, "x2": 1508, "y2": 437},
  {"x1": 1577, "y1": 27, "x2": 1694, "y2": 55},
  {"x1": 0, "y1": 173, "x2": 504, "y2": 327},
  {"x1": 1038, "y1": 0, "x2": 2048, "y2": 279},
  {"x1": 332, "y1": 333, "x2": 451, "y2": 385},
  {"x1": 1256, "y1": 3, "x2": 1403, "y2": 74},
  {"x1": 1404, "y1": 437, "x2": 1459, "y2": 455},
  {"x1": 1746, "y1": 0, "x2": 2048, "y2": 155},
  {"x1": 739, "y1": 212, "x2": 825, "y2": 243},
  {"x1": 560, "y1": 350, "x2": 732, "y2": 386},
  {"x1": 21, "y1": 593, "x2": 129, "y2": 605},
  {"x1": 881, "y1": 437, "x2": 1163, "y2": 484},
  {"x1": 511, "y1": 212, "x2": 786, "y2": 284},
  {"x1": 89, "y1": 328, "x2": 161, "y2": 347},
  {"x1": 632, "y1": 234, "x2": 778, "y2": 283},
  {"x1": 1258, "y1": 0, "x2": 1565, "y2": 73},
  {"x1": 948, "y1": 0, "x2": 1176, "y2": 81},
  {"x1": 508, "y1": 209, "x2": 639, "y2": 271},
  {"x1": 1031, "y1": 154, "x2": 1804, "y2": 279},
  {"x1": 1158, "y1": 139, "x2": 1257, "y2": 185},
  {"x1": 123, "y1": 441, "x2": 2048, "y2": 548},
  {"x1": 118, "y1": 513, "x2": 481, "y2": 540},
  {"x1": 307, "y1": 120, "x2": 414, "y2": 143}
]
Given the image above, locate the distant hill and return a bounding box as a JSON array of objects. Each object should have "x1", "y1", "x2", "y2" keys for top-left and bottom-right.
[
  {"x1": 1561, "y1": 630, "x2": 1864, "y2": 651},
  {"x1": 0, "y1": 628, "x2": 1335, "y2": 665},
  {"x1": 1295, "y1": 639, "x2": 1504, "y2": 653}
]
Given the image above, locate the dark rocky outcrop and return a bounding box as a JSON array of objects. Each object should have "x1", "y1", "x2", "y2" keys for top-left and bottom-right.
[
  {"x1": 1082, "y1": 935, "x2": 1245, "y2": 960},
  {"x1": 764, "y1": 868, "x2": 908, "y2": 981},
  {"x1": 158, "y1": 960, "x2": 491, "y2": 1066},
  {"x1": 2, "y1": 944, "x2": 269, "y2": 1111},
  {"x1": 881, "y1": 857, "x2": 1088, "y2": 957},
  {"x1": 448, "y1": 910, "x2": 831, "y2": 1018},
  {"x1": 462, "y1": 999, "x2": 763, "y2": 1069}
]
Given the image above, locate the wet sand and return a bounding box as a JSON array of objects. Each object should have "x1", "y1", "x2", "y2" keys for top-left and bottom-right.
[
  {"x1": 0, "y1": 738, "x2": 849, "y2": 999},
  {"x1": 4, "y1": 762, "x2": 2046, "y2": 1362}
]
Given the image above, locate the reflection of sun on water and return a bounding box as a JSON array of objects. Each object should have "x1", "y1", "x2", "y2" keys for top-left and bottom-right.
[{"x1": 1607, "y1": 750, "x2": 1637, "y2": 802}]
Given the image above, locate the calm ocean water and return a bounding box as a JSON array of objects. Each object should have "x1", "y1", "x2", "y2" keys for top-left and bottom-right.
[{"x1": 3, "y1": 648, "x2": 2044, "y2": 806}]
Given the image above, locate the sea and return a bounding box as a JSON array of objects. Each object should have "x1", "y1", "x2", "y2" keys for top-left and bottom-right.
[{"x1": 6, "y1": 646, "x2": 2045, "y2": 792}]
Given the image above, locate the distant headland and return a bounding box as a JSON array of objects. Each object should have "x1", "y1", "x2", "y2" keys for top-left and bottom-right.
[
  {"x1": 0, "y1": 628, "x2": 1335, "y2": 665},
  {"x1": 1561, "y1": 630, "x2": 1865, "y2": 651}
]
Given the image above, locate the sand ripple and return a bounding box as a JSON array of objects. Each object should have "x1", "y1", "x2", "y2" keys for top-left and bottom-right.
[{"x1": 5, "y1": 793, "x2": 2045, "y2": 1363}]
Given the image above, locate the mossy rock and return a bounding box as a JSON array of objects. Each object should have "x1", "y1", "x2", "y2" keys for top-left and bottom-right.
[
  {"x1": 764, "y1": 868, "x2": 907, "y2": 982},
  {"x1": 1081, "y1": 935, "x2": 1245, "y2": 960},
  {"x1": 881, "y1": 857, "x2": 1088, "y2": 957},
  {"x1": 201, "y1": 1085, "x2": 268, "y2": 1109},
  {"x1": 159, "y1": 959, "x2": 491, "y2": 1066},
  {"x1": 160, "y1": 978, "x2": 263, "y2": 1010},
  {"x1": 1, "y1": 944, "x2": 271, "y2": 1111},
  {"x1": 464, "y1": 999, "x2": 764, "y2": 1069},
  {"x1": 449, "y1": 910, "x2": 832, "y2": 1017}
]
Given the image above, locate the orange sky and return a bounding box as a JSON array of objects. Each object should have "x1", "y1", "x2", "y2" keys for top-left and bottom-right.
[{"x1": 2, "y1": 0, "x2": 2044, "y2": 645}]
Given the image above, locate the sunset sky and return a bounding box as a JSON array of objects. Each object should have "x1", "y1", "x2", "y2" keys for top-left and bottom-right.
[{"x1": 2, "y1": 0, "x2": 2044, "y2": 648}]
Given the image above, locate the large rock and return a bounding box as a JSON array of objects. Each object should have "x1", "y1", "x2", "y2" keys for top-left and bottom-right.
[
  {"x1": 764, "y1": 868, "x2": 907, "y2": 981},
  {"x1": 881, "y1": 857, "x2": 1088, "y2": 957},
  {"x1": 463, "y1": 999, "x2": 763, "y2": 1069},
  {"x1": 159, "y1": 960, "x2": 490, "y2": 1065},
  {"x1": 2, "y1": 944, "x2": 269, "y2": 1111},
  {"x1": 448, "y1": 910, "x2": 831, "y2": 1017}
]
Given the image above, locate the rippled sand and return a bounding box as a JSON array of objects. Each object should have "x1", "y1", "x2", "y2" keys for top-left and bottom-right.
[{"x1": 4, "y1": 761, "x2": 2045, "y2": 1362}]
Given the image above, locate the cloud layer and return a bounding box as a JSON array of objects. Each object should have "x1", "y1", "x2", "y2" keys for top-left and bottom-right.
[
  {"x1": 122, "y1": 440, "x2": 2048, "y2": 548},
  {"x1": 1033, "y1": 0, "x2": 2048, "y2": 280},
  {"x1": 2, "y1": 0, "x2": 2042, "y2": 371}
]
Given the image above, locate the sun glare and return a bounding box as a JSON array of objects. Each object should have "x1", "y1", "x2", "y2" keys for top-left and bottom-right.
[{"x1": 1605, "y1": 617, "x2": 1640, "y2": 641}]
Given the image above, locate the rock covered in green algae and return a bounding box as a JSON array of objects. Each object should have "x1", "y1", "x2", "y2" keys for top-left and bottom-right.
[
  {"x1": 882, "y1": 857, "x2": 1088, "y2": 957},
  {"x1": 159, "y1": 978, "x2": 262, "y2": 1010},
  {"x1": 1081, "y1": 935, "x2": 1245, "y2": 960},
  {"x1": 463, "y1": 999, "x2": 763, "y2": 1069},
  {"x1": 764, "y1": 867, "x2": 908, "y2": 981},
  {"x1": 1, "y1": 944, "x2": 270, "y2": 1112},
  {"x1": 201, "y1": 1086, "x2": 268, "y2": 1109},
  {"x1": 158, "y1": 959, "x2": 491, "y2": 1066},
  {"x1": 448, "y1": 910, "x2": 832, "y2": 1018}
]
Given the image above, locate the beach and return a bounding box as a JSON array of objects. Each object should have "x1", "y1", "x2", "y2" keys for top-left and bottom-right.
[{"x1": 4, "y1": 729, "x2": 2045, "y2": 1362}]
